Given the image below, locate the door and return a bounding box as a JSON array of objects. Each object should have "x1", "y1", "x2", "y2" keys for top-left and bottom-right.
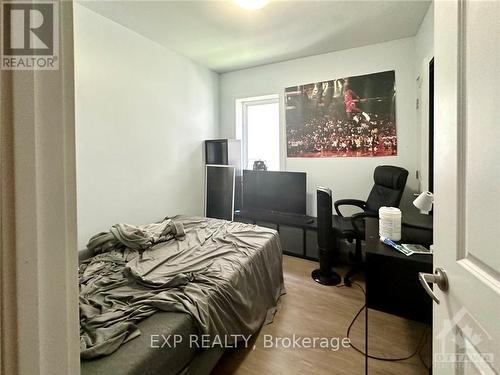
[{"x1": 432, "y1": 0, "x2": 500, "y2": 373}]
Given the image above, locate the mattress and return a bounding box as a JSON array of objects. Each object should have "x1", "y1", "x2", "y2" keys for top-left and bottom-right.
[
  {"x1": 79, "y1": 216, "x2": 284, "y2": 374},
  {"x1": 81, "y1": 312, "x2": 196, "y2": 375}
]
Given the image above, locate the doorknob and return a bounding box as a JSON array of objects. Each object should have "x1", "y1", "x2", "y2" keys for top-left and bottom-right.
[{"x1": 418, "y1": 268, "x2": 449, "y2": 304}]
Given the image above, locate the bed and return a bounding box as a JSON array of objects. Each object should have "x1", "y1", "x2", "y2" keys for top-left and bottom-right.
[{"x1": 79, "y1": 216, "x2": 284, "y2": 375}]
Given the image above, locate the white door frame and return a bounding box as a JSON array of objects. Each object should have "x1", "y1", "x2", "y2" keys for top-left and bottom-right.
[
  {"x1": 417, "y1": 55, "x2": 434, "y2": 194},
  {"x1": 0, "y1": 2, "x2": 80, "y2": 374},
  {"x1": 1, "y1": 51, "x2": 18, "y2": 375}
]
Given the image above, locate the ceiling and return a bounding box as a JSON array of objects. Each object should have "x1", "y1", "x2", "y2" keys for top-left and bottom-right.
[{"x1": 79, "y1": 0, "x2": 431, "y2": 73}]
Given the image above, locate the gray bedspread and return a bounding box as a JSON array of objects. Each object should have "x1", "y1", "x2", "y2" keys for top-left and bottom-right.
[
  {"x1": 81, "y1": 312, "x2": 198, "y2": 375},
  {"x1": 79, "y1": 216, "x2": 284, "y2": 359}
]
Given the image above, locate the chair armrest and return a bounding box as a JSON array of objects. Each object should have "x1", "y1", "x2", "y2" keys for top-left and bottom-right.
[
  {"x1": 334, "y1": 199, "x2": 367, "y2": 217},
  {"x1": 351, "y1": 211, "x2": 378, "y2": 237}
]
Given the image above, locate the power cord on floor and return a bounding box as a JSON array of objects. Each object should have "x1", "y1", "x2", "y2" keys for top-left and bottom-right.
[
  {"x1": 337, "y1": 282, "x2": 428, "y2": 362},
  {"x1": 418, "y1": 326, "x2": 431, "y2": 373}
]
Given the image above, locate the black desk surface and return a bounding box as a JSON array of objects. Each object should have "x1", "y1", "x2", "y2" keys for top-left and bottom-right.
[
  {"x1": 365, "y1": 218, "x2": 433, "y2": 264},
  {"x1": 401, "y1": 208, "x2": 433, "y2": 230},
  {"x1": 236, "y1": 208, "x2": 432, "y2": 233}
]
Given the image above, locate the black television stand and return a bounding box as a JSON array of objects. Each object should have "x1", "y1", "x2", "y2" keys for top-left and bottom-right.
[{"x1": 234, "y1": 209, "x2": 319, "y2": 260}]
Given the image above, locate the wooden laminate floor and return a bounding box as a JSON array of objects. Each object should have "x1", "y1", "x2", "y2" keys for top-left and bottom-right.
[{"x1": 212, "y1": 255, "x2": 431, "y2": 375}]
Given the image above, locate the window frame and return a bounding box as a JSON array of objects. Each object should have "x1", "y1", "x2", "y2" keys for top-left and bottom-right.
[{"x1": 236, "y1": 94, "x2": 281, "y2": 171}]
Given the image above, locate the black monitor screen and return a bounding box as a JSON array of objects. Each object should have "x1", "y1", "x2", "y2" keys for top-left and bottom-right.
[{"x1": 243, "y1": 170, "x2": 306, "y2": 215}]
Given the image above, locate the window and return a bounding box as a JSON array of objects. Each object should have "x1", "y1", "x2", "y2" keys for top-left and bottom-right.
[{"x1": 236, "y1": 95, "x2": 280, "y2": 171}]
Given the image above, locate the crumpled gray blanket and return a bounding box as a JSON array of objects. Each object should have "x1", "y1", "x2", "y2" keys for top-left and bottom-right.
[
  {"x1": 87, "y1": 218, "x2": 186, "y2": 255},
  {"x1": 79, "y1": 216, "x2": 284, "y2": 359}
]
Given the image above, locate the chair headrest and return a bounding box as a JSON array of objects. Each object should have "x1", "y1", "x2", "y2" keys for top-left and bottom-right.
[{"x1": 373, "y1": 166, "x2": 408, "y2": 190}]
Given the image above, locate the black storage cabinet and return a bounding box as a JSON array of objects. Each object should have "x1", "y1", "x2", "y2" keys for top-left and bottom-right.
[{"x1": 204, "y1": 139, "x2": 242, "y2": 210}]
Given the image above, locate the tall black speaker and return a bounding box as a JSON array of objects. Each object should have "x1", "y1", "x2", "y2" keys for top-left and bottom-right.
[
  {"x1": 204, "y1": 139, "x2": 242, "y2": 211},
  {"x1": 311, "y1": 187, "x2": 341, "y2": 285}
]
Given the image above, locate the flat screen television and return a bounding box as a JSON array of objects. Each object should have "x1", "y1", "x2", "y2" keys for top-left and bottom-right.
[{"x1": 243, "y1": 170, "x2": 306, "y2": 215}]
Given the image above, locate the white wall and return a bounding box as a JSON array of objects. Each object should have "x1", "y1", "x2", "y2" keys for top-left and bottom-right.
[
  {"x1": 219, "y1": 38, "x2": 418, "y2": 216},
  {"x1": 415, "y1": 3, "x2": 435, "y2": 193},
  {"x1": 74, "y1": 3, "x2": 218, "y2": 248},
  {"x1": 415, "y1": 3, "x2": 434, "y2": 74}
]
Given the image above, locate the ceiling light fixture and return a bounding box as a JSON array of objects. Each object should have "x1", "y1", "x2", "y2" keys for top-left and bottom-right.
[{"x1": 234, "y1": 0, "x2": 269, "y2": 10}]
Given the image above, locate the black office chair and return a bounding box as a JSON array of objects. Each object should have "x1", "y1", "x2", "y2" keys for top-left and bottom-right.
[
  {"x1": 311, "y1": 187, "x2": 342, "y2": 285},
  {"x1": 334, "y1": 165, "x2": 409, "y2": 286}
]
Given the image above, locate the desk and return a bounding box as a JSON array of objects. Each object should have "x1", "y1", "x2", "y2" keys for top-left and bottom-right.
[
  {"x1": 365, "y1": 217, "x2": 433, "y2": 324},
  {"x1": 363, "y1": 218, "x2": 432, "y2": 374},
  {"x1": 234, "y1": 208, "x2": 433, "y2": 264}
]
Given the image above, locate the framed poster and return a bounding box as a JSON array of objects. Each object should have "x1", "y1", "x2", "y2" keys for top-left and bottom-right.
[{"x1": 285, "y1": 70, "x2": 396, "y2": 158}]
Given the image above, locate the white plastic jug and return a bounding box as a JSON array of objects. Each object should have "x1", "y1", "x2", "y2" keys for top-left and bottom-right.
[{"x1": 379, "y1": 206, "x2": 402, "y2": 241}]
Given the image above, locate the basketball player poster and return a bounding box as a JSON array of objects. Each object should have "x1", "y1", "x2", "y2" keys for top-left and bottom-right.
[{"x1": 285, "y1": 70, "x2": 396, "y2": 158}]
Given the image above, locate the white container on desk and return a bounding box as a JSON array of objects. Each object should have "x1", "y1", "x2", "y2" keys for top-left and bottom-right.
[{"x1": 379, "y1": 206, "x2": 402, "y2": 241}]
